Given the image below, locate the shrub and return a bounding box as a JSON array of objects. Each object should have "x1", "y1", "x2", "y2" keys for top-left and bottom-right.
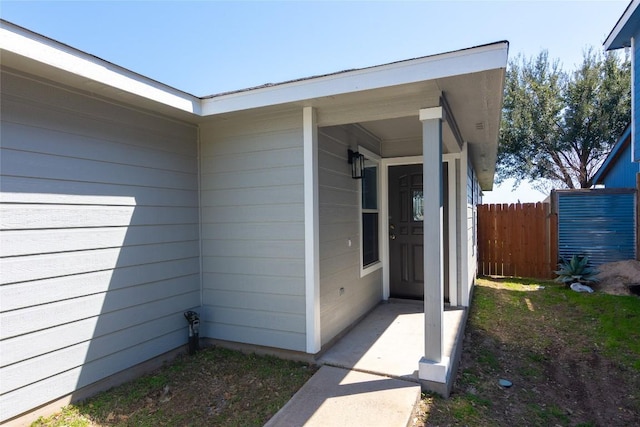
[{"x1": 554, "y1": 255, "x2": 599, "y2": 286}]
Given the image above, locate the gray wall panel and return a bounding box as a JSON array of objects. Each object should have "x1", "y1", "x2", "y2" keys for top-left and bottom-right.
[
  {"x1": 199, "y1": 113, "x2": 307, "y2": 352},
  {"x1": 0, "y1": 71, "x2": 200, "y2": 422},
  {"x1": 318, "y1": 125, "x2": 383, "y2": 347}
]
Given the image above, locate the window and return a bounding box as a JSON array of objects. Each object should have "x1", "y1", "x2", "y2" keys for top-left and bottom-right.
[
  {"x1": 412, "y1": 190, "x2": 424, "y2": 221},
  {"x1": 467, "y1": 162, "x2": 479, "y2": 255},
  {"x1": 359, "y1": 148, "x2": 381, "y2": 275}
]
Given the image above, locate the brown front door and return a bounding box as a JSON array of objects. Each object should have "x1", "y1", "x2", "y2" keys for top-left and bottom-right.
[{"x1": 389, "y1": 165, "x2": 424, "y2": 299}]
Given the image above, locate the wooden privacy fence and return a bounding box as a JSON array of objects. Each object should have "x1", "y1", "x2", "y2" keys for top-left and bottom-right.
[{"x1": 478, "y1": 202, "x2": 558, "y2": 279}]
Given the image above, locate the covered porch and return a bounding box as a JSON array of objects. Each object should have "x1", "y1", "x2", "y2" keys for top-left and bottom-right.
[
  {"x1": 306, "y1": 45, "x2": 507, "y2": 390},
  {"x1": 319, "y1": 301, "x2": 466, "y2": 396}
]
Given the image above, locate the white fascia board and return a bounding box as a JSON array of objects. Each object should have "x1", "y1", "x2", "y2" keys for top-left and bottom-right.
[
  {"x1": 201, "y1": 42, "x2": 509, "y2": 116},
  {"x1": 0, "y1": 21, "x2": 201, "y2": 115},
  {"x1": 605, "y1": 0, "x2": 640, "y2": 50}
]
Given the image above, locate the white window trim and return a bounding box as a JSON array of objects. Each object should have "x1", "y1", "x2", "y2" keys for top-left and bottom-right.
[{"x1": 359, "y1": 146, "x2": 383, "y2": 277}]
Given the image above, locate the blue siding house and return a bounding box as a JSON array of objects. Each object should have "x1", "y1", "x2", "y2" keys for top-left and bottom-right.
[
  {"x1": 592, "y1": 126, "x2": 640, "y2": 188},
  {"x1": 606, "y1": 0, "x2": 640, "y2": 163}
]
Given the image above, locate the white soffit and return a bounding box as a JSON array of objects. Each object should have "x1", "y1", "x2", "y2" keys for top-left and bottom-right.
[{"x1": 0, "y1": 20, "x2": 201, "y2": 115}]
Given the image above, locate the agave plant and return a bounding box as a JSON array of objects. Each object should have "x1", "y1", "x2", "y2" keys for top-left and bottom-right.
[{"x1": 554, "y1": 255, "x2": 599, "y2": 286}]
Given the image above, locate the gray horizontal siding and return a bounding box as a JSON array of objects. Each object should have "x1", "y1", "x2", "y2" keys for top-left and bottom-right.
[
  {"x1": 0, "y1": 71, "x2": 200, "y2": 422},
  {"x1": 318, "y1": 125, "x2": 382, "y2": 347},
  {"x1": 3, "y1": 148, "x2": 196, "y2": 190},
  {"x1": 1, "y1": 241, "x2": 198, "y2": 284},
  {"x1": 201, "y1": 166, "x2": 304, "y2": 191},
  {"x1": 2, "y1": 304, "x2": 192, "y2": 394},
  {"x1": 1, "y1": 175, "x2": 198, "y2": 206},
  {"x1": 207, "y1": 322, "x2": 305, "y2": 351},
  {"x1": 202, "y1": 222, "x2": 305, "y2": 241},
  {"x1": 1, "y1": 327, "x2": 188, "y2": 422},
  {"x1": 1, "y1": 289, "x2": 198, "y2": 367},
  {"x1": 2, "y1": 120, "x2": 196, "y2": 172},
  {"x1": 199, "y1": 112, "x2": 306, "y2": 352},
  {"x1": 2, "y1": 224, "x2": 199, "y2": 257},
  {"x1": 2, "y1": 83, "x2": 195, "y2": 149},
  {"x1": 2, "y1": 274, "x2": 198, "y2": 339},
  {"x1": 1, "y1": 258, "x2": 200, "y2": 312},
  {"x1": 203, "y1": 273, "x2": 304, "y2": 296},
  {"x1": 1, "y1": 205, "x2": 197, "y2": 230}
]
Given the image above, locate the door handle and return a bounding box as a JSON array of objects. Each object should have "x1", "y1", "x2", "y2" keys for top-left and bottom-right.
[{"x1": 390, "y1": 234, "x2": 396, "y2": 240}]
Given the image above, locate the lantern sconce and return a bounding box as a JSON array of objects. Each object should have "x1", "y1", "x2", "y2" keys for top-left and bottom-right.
[{"x1": 347, "y1": 149, "x2": 365, "y2": 179}]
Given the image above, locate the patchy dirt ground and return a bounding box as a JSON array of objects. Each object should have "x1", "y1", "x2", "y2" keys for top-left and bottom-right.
[
  {"x1": 33, "y1": 347, "x2": 316, "y2": 427},
  {"x1": 595, "y1": 260, "x2": 640, "y2": 296},
  {"x1": 422, "y1": 277, "x2": 640, "y2": 427}
]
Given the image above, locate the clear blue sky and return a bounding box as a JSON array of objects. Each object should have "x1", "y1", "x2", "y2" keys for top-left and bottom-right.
[{"x1": 0, "y1": 0, "x2": 630, "y2": 201}]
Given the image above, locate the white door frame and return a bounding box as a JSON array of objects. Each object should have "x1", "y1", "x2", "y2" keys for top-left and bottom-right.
[{"x1": 443, "y1": 153, "x2": 460, "y2": 307}]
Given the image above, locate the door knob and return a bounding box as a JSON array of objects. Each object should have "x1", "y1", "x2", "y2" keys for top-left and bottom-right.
[{"x1": 390, "y1": 234, "x2": 396, "y2": 240}]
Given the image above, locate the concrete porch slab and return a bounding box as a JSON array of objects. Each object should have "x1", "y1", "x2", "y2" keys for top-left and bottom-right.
[
  {"x1": 264, "y1": 365, "x2": 421, "y2": 427},
  {"x1": 318, "y1": 301, "x2": 466, "y2": 394},
  {"x1": 266, "y1": 302, "x2": 466, "y2": 426}
]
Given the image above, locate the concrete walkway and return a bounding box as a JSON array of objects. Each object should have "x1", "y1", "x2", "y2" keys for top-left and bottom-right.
[
  {"x1": 264, "y1": 366, "x2": 420, "y2": 427},
  {"x1": 265, "y1": 301, "x2": 467, "y2": 426}
]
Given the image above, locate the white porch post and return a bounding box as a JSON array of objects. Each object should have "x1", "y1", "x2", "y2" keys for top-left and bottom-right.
[
  {"x1": 459, "y1": 143, "x2": 471, "y2": 307},
  {"x1": 418, "y1": 107, "x2": 447, "y2": 381},
  {"x1": 303, "y1": 107, "x2": 321, "y2": 353}
]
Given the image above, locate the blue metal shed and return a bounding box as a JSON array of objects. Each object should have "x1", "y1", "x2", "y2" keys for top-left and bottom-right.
[{"x1": 554, "y1": 189, "x2": 637, "y2": 266}]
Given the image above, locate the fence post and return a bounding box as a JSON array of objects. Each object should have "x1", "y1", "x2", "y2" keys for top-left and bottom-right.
[{"x1": 549, "y1": 209, "x2": 558, "y2": 279}]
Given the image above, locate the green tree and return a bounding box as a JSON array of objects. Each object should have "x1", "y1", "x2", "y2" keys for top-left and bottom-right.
[{"x1": 498, "y1": 49, "x2": 630, "y2": 189}]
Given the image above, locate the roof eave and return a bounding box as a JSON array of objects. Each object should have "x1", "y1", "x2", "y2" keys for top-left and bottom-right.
[
  {"x1": 200, "y1": 41, "x2": 509, "y2": 116},
  {"x1": 605, "y1": 0, "x2": 640, "y2": 50},
  {"x1": 0, "y1": 19, "x2": 202, "y2": 115},
  {"x1": 478, "y1": 65, "x2": 508, "y2": 191}
]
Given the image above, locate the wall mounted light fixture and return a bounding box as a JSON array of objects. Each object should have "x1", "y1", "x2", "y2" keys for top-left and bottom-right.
[{"x1": 347, "y1": 149, "x2": 365, "y2": 179}]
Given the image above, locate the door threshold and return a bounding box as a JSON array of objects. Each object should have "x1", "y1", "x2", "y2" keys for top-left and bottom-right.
[{"x1": 387, "y1": 297, "x2": 423, "y2": 305}]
